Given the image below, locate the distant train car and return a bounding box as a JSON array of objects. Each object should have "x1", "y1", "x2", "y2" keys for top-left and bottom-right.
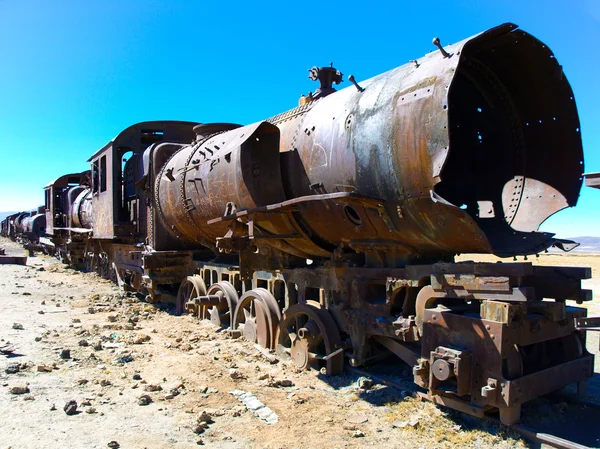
[
  {"x1": 43, "y1": 171, "x2": 91, "y2": 263},
  {"x1": 21, "y1": 207, "x2": 46, "y2": 243},
  {"x1": 0, "y1": 213, "x2": 20, "y2": 238}
]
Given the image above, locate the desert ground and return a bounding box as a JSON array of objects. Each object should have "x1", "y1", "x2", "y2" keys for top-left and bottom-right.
[{"x1": 0, "y1": 237, "x2": 598, "y2": 449}]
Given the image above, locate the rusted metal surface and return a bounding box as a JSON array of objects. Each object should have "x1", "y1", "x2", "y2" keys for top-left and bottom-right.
[
  {"x1": 21, "y1": 213, "x2": 46, "y2": 242},
  {"x1": 232, "y1": 288, "x2": 281, "y2": 349},
  {"x1": 155, "y1": 121, "x2": 286, "y2": 248},
  {"x1": 88, "y1": 121, "x2": 198, "y2": 239},
  {"x1": 44, "y1": 172, "x2": 89, "y2": 235},
  {"x1": 584, "y1": 172, "x2": 600, "y2": 189},
  {"x1": 193, "y1": 281, "x2": 239, "y2": 328},
  {"x1": 413, "y1": 274, "x2": 592, "y2": 425},
  {"x1": 276, "y1": 301, "x2": 344, "y2": 375},
  {"x1": 24, "y1": 23, "x2": 594, "y2": 427},
  {"x1": 153, "y1": 24, "x2": 582, "y2": 267}
]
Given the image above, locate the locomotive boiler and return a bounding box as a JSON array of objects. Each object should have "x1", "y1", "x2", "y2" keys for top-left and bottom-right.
[{"x1": 42, "y1": 23, "x2": 595, "y2": 426}]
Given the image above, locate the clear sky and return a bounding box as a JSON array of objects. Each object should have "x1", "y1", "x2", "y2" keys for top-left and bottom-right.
[{"x1": 0, "y1": 0, "x2": 599, "y2": 238}]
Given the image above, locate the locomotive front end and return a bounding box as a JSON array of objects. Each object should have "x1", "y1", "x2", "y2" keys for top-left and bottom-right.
[{"x1": 436, "y1": 23, "x2": 583, "y2": 256}]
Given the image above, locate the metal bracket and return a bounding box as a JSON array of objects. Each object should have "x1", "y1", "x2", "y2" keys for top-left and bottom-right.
[
  {"x1": 574, "y1": 317, "x2": 600, "y2": 331},
  {"x1": 481, "y1": 378, "x2": 498, "y2": 402}
]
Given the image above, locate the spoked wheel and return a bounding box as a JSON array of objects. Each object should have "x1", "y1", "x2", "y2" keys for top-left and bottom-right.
[
  {"x1": 276, "y1": 301, "x2": 344, "y2": 376},
  {"x1": 232, "y1": 288, "x2": 282, "y2": 349},
  {"x1": 199, "y1": 281, "x2": 239, "y2": 328},
  {"x1": 176, "y1": 275, "x2": 207, "y2": 316}
]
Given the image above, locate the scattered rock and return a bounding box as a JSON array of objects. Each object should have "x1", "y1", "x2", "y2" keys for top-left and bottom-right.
[
  {"x1": 115, "y1": 354, "x2": 134, "y2": 364},
  {"x1": 63, "y1": 400, "x2": 78, "y2": 415},
  {"x1": 357, "y1": 376, "x2": 373, "y2": 390},
  {"x1": 352, "y1": 430, "x2": 365, "y2": 438},
  {"x1": 107, "y1": 441, "x2": 120, "y2": 448},
  {"x1": 168, "y1": 386, "x2": 183, "y2": 398},
  {"x1": 86, "y1": 407, "x2": 97, "y2": 414},
  {"x1": 9, "y1": 384, "x2": 29, "y2": 395},
  {"x1": 12, "y1": 323, "x2": 24, "y2": 330},
  {"x1": 50, "y1": 403, "x2": 56, "y2": 411},
  {"x1": 144, "y1": 384, "x2": 162, "y2": 392},
  {"x1": 107, "y1": 315, "x2": 118, "y2": 323},
  {"x1": 38, "y1": 267, "x2": 45, "y2": 272},
  {"x1": 228, "y1": 406, "x2": 245, "y2": 417},
  {"x1": 267, "y1": 379, "x2": 294, "y2": 388},
  {"x1": 229, "y1": 369, "x2": 244, "y2": 380},
  {"x1": 198, "y1": 411, "x2": 213, "y2": 424},
  {"x1": 138, "y1": 394, "x2": 152, "y2": 406},
  {"x1": 78, "y1": 340, "x2": 89, "y2": 347},
  {"x1": 23, "y1": 394, "x2": 35, "y2": 401},
  {"x1": 100, "y1": 379, "x2": 112, "y2": 387},
  {"x1": 133, "y1": 334, "x2": 151, "y2": 345},
  {"x1": 72, "y1": 318, "x2": 81, "y2": 323},
  {"x1": 194, "y1": 422, "x2": 209, "y2": 434},
  {"x1": 198, "y1": 385, "x2": 208, "y2": 393},
  {"x1": 5, "y1": 363, "x2": 20, "y2": 374},
  {"x1": 206, "y1": 387, "x2": 218, "y2": 394},
  {"x1": 34, "y1": 336, "x2": 42, "y2": 342},
  {"x1": 133, "y1": 373, "x2": 142, "y2": 381},
  {"x1": 347, "y1": 414, "x2": 369, "y2": 424},
  {"x1": 392, "y1": 418, "x2": 420, "y2": 429},
  {"x1": 229, "y1": 390, "x2": 278, "y2": 424},
  {"x1": 60, "y1": 349, "x2": 71, "y2": 360}
]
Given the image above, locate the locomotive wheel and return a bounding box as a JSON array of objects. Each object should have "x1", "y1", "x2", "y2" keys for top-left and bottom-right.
[
  {"x1": 176, "y1": 275, "x2": 207, "y2": 316},
  {"x1": 232, "y1": 288, "x2": 281, "y2": 350},
  {"x1": 200, "y1": 281, "x2": 239, "y2": 328},
  {"x1": 276, "y1": 301, "x2": 344, "y2": 376}
]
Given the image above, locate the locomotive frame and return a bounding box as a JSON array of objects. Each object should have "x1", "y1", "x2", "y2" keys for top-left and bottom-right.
[{"x1": 2, "y1": 22, "x2": 597, "y2": 426}]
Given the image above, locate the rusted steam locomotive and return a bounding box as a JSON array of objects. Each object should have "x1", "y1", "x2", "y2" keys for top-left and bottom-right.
[
  {"x1": 1, "y1": 208, "x2": 47, "y2": 249},
  {"x1": 20, "y1": 23, "x2": 597, "y2": 425}
]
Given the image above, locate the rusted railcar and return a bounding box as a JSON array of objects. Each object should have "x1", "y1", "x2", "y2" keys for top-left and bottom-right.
[
  {"x1": 80, "y1": 121, "x2": 201, "y2": 290},
  {"x1": 42, "y1": 23, "x2": 596, "y2": 425},
  {"x1": 21, "y1": 207, "x2": 46, "y2": 244},
  {"x1": 43, "y1": 171, "x2": 91, "y2": 263},
  {"x1": 0, "y1": 213, "x2": 20, "y2": 239}
]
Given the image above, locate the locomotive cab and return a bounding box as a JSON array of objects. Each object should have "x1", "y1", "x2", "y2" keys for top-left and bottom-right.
[{"x1": 86, "y1": 121, "x2": 197, "y2": 239}]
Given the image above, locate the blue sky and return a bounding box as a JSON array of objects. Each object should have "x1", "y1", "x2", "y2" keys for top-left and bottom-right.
[{"x1": 0, "y1": 0, "x2": 599, "y2": 238}]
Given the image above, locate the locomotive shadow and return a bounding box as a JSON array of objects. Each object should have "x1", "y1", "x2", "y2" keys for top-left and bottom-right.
[
  {"x1": 330, "y1": 358, "x2": 600, "y2": 448},
  {"x1": 522, "y1": 372, "x2": 600, "y2": 448}
]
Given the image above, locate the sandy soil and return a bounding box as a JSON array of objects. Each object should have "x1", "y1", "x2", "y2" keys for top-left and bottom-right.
[{"x1": 0, "y1": 237, "x2": 598, "y2": 449}]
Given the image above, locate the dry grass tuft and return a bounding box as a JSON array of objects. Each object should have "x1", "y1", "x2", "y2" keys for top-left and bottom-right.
[{"x1": 385, "y1": 397, "x2": 526, "y2": 448}]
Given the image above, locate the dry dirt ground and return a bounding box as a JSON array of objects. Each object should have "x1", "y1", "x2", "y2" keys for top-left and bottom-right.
[{"x1": 0, "y1": 236, "x2": 598, "y2": 449}]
